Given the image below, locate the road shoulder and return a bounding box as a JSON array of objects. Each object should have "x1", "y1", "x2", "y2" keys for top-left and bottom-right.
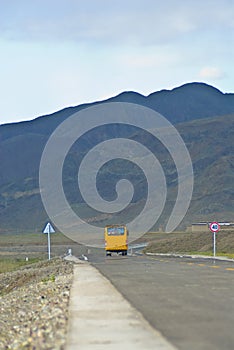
[{"x1": 65, "y1": 260, "x2": 177, "y2": 350}]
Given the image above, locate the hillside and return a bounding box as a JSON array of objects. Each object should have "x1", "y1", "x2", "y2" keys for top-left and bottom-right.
[
  {"x1": 0, "y1": 82, "x2": 233, "y2": 233},
  {"x1": 142, "y1": 230, "x2": 234, "y2": 256}
]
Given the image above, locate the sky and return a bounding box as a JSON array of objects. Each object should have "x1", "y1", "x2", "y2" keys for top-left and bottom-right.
[{"x1": 0, "y1": 0, "x2": 234, "y2": 125}]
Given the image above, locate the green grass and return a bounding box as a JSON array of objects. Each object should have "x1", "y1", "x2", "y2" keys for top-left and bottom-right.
[
  {"x1": 0, "y1": 232, "x2": 79, "y2": 270},
  {"x1": 0, "y1": 257, "x2": 43, "y2": 274},
  {"x1": 41, "y1": 274, "x2": 56, "y2": 283},
  {"x1": 0, "y1": 232, "x2": 76, "y2": 246}
]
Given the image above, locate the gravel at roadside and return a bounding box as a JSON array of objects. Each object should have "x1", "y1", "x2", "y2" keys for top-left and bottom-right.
[{"x1": 0, "y1": 258, "x2": 73, "y2": 350}]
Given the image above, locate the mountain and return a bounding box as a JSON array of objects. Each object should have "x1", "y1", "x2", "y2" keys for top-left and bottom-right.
[
  {"x1": 1, "y1": 82, "x2": 234, "y2": 141},
  {"x1": 110, "y1": 82, "x2": 234, "y2": 122},
  {"x1": 0, "y1": 82, "x2": 233, "y2": 233}
]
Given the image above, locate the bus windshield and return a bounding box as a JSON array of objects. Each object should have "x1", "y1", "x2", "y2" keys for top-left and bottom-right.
[{"x1": 107, "y1": 227, "x2": 125, "y2": 236}]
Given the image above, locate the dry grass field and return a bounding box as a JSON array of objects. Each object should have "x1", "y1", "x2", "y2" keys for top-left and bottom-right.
[
  {"x1": 143, "y1": 230, "x2": 234, "y2": 258},
  {"x1": 1, "y1": 229, "x2": 234, "y2": 274},
  {"x1": 0, "y1": 232, "x2": 81, "y2": 273}
]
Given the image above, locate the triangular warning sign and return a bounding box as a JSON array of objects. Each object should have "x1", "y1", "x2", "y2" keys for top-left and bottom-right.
[{"x1": 43, "y1": 222, "x2": 55, "y2": 234}]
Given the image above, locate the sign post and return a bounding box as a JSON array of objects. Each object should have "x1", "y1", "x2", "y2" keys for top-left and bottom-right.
[
  {"x1": 209, "y1": 222, "x2": 220, "y2": 258},
  {"x1": 43, "y1": 222, "x2": 55, "y2": 260}
]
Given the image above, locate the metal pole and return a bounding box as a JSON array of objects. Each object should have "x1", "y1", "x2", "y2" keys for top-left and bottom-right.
[
  {"x1": 213, "y1": 231, "x2": 216, "y2": 258},
  {"x1": 48, "y1": 231, "x2": 51, "y2": 260}
]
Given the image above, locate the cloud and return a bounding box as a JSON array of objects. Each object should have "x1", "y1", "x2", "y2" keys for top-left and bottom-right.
[
  {"x1": 119, "y1": 49, "x2": 180, "y2": 69},
  {"x1": 0, "y1": 0, "x2": 233, "y2": 124},
  {"x1": 0, "y1": 0, "x2": 233, "y2": 46},
  {"x1": 198, "y1": 67, "x2": 224, "y2": 80}
]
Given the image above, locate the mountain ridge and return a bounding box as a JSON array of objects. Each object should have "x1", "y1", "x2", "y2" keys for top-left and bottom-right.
[
  {"x1": 1, "y1": 82, "x2": 234, "y2": 132},
  {"x1": 0, "y1": 82, "x2": 233, "y2": 233}
]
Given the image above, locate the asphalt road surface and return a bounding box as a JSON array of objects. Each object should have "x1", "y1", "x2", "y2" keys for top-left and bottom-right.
[{"x1": 85, "y1": 251, "x2": 234, "y2": 350}]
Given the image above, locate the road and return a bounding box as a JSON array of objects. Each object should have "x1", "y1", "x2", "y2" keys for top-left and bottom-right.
[{"x1": 85, "y1": 251, "x2": 234, "y2": 350}]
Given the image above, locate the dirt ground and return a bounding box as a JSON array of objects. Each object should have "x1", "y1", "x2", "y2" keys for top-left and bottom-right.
[{"x1": 0, "y1": 258, "x2": 73, "y2": 349}]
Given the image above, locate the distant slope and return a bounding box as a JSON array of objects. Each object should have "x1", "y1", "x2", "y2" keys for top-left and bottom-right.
[
  {"x1": 0, "y1": 82, "x2": 234, "y2": 233},
  {"x1": 177, "y1": 114, "x2": 234, "y2": 227}
]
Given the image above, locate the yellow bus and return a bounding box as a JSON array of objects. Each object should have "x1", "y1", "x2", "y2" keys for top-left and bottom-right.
[{"x1": 104, "y1": 224, "x2": 128, "y2": 256}]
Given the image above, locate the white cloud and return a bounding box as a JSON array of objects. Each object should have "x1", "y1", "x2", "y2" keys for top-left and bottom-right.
[
  {"x1": 198, "y1": 67, "x2": 224, "y2": 80},
  {"x1": 1, "y1": 0, "x2": 234, "y2": 46},
  {"x1": 0, "y1": 0, "x2": 233, "y2": 124},
  {"x1": 119, "y1": 47, "x2": 180, "y2": 69}
]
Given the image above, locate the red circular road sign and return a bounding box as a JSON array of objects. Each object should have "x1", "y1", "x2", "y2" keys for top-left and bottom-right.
[{"x1": 209, "y1": 222, "x2": 220, "y2": 232}]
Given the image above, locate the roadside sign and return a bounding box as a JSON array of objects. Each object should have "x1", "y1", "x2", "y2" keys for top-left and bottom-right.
[
  {"x1": 43, "y1": 222, "x2": 55, "y2": 234},
  {"x1": 209, "y1": 222, "x2": 220, "y2": 233},
  {"x1": 209, "y1": 222, "x2": 220, "y2": 258},
  {"x1": 42, "y1": 222, "x2": 55, "y2": 260}
]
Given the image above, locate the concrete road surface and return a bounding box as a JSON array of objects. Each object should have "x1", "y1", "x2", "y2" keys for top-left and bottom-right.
[
  {"x1": 88, "y1": 252, "x2": 234, "y2": 350},
  {"x1": 65, "y1": 258, "x2": 177, "y2": 350}
]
